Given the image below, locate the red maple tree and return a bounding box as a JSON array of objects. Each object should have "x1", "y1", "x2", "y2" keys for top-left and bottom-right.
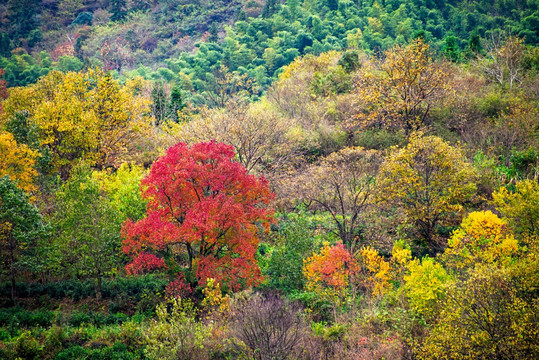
[
  {"x1": 122, "y1": 141, "x2": 274, "y2": 292},
  {"x1": 0, "y1": 68, "x2": 7, "y2": 114}
]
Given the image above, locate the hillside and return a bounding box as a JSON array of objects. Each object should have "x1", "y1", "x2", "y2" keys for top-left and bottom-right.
[{"x1": 0, "y1": 1, "x2": 538, "y2": 359}]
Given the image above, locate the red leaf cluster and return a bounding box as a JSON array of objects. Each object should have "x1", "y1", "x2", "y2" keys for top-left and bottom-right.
[
  {"x1": 125, "y1": 252, "x2": 167, "y2": 275},
  {"x1": 122, "y1": 141, "x2": 274, "y2": 292},
  {"x1": 165, "y1": 273, "x2": 193, "y2": 298}
]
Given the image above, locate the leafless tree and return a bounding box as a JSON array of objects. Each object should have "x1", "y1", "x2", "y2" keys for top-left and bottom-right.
[
  {"x1": 474, "y1": 32, "x2": 526, "y2": 89},
  {"x1": 229, "y1": 292, "x2": 307, "y2": 360}
]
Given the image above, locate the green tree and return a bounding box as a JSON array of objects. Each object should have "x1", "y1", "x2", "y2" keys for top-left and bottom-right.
[
  {"x1": 264, "y1": 212, "x2": 329, "y2": 293},
  {"x1": 0, "y1": 176, "x2": 47, "y2": 300},
  {"x1": 144, "y1": 298, "x2": 213, "y2": 360},
  {"x1": 262, "y1": 0, "x2": 279, "y2": 18},
  {"x1": 7, "y1": 0, "x2": 39, "y2": 42},
  {"x1": 93, "y1": 162, "x2": 147, "y2": 222},
  {"x1": 110, "y1": 0, "x2": 127, "y2": 22},
  {"x1": 168, "y1": 84, "x2": 186, "y2": 123},
  {"x1": 442, "y1": 33, "x2": 461, "y2": 62},
  {"x1": 53, "y1": 164, "x2": 123, "y2": 299}
]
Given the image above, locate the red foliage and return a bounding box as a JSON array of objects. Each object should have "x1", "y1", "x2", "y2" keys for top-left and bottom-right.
[
  {"x1": 165, "y1": 273, "x2": 193, "y2": 298},
  {"x1": 125, "y1": 252, "x2": 167, "y2": 275},
  {"x1": 0, "y1": 69, "x2": 7, "y2": 100},
  {"x1": 122, "y1": 141, "x2": 274, "y2": 292},
  {"x1": 0, "y1": 68, "x2": 7, "y2": 114}
]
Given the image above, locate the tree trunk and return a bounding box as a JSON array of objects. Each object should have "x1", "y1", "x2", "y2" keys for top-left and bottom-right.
[
  {"x1": 9, "y1": 235, "x2": 15, "y2": 301},
  {"x1": 95, "y1": 269, "x2": 102, "y2": 300},
  {"x1": 95, "y1": 274, "x2": 102, "y2": 300}
]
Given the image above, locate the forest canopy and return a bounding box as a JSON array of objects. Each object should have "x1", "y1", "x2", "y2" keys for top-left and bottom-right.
[{"x1": 0, "y1": 0, "x2": 538, "y2": 359}]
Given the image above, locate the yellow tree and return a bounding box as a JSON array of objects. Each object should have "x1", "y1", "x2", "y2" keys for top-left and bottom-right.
[
  {"x1": 357, "y1": 246, "x2": 392, "y2": 297},
  {"x1": 443, "y1": 211, "x2": 520, "y2": 273},
  {"x1": 419, "y1": 261, "x2": 539, "y2": 360},
  {"x1": 0, "y1": 131, "x2": 38, "y2": 195},
  {"x1": 1, "y1": 69, "x2": 150, "y2": 178},
  {"x1": 352, "y1": 39, "x2": 449, "y2": 133},
  {"x1": 377, "y1": 133, "x2": 477, "y2": 254},
  {"x1": 403, "y1": 256, "x2": 450, "y2": 319},
  {"x1": 493, "y1": 180, "x2": 539, "y2": 237}
]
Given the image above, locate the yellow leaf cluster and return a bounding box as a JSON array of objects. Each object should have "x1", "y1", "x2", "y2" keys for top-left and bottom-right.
[
  {"x1": 358, "y1": 246, "x2": 391, "y2": 297},
  {"x1": 0, "y1": 131, "x2": 38, "y2": 195},
  {"x1": 201, "y1": 278, "x2": 231, "y2": 315},
  {"x1": 278, "y1": 51, "x2": 341, "y2": 82},
  {"x1": 444, "y1": 211, "x2": 519, "y2": 270},
  {"x1": 1, "y1": 69, "x2": 150, "y2": 176},
  {"x1": 493, "y1": 180, "x2": 539, "y2": 237},
  {"x1": 377, "y1": 133, "x2": 477, "y2": 250},
  {"x1": 352, "y1": 38, "x2": 449, "y2": 132},
  {"x1": 403, "y1": 257, "x2": 450, "y2": 318}
]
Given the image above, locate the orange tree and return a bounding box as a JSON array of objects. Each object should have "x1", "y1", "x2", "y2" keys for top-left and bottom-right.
[
  {"x1": 303, "y1": 242, "x2": 359, "y2": 320},
  {"x1": 122, "y1": 141, "x2": 274, "y2": 294},
  {"x1": 0, "y1": 131, "x2": 38, "y2": 195}
]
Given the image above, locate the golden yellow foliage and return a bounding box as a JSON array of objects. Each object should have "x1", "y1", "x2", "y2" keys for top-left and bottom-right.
[
  {"x1": 443, "y1": 211, "x2": 520, "y2": 271},
  {"x1": 0, "y1": 131, "x2": 38, "y2": 195},
  {"x1": 201, "y1": 278, "x2": 231, "y2": 315},
  {"x1": 351, "y1": 39, "x2": 449, "y2": 132},
  {"x1": 358, "y1": 246, "x2": 391, "y2": 297},
  {"x1": 418, "y1": 263, "x2": 539, "y2": 360},
  {"x1": 278, "y1": 51, "x2": 341, "y2": 81},
  {"x1": 1, "y1": 69, "x2": 151, "y2": 178},
  {"x1": 377, "y1": 133, "x2": 477, "y2": 253}
]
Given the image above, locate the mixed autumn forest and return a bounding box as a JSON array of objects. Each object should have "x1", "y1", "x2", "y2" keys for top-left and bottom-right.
[{"x1": 1, "y1": 0, "x2": 539, "y2": 359}]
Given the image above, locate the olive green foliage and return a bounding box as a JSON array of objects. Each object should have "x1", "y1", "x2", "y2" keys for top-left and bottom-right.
[
  {"x1": 419, "y1": 261, "x2": 539, "y2": 360},
  {"x1": 493, "y1": 179, "x2": 539, "y2": 237},
  {"x1": 144, "y1": 298, "x2": 213, "y2": 360},
  {"x1": 264, "y1": 211, "x2": 334, "y2": 293},
  {"x1": 51, "y1": 163, "x2": 124, "y2": 299},
  {"x1": 377, "y1": 133, "x2": 477, "y2": 254}
]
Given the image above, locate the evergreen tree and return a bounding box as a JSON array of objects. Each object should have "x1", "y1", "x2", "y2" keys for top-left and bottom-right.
[
  {"x1": 262, "y1": 0, "x2": 278, "y2": 18},
  {"x1": 466, "y1": 31, "x2": 483, "y2": 56},
  {"x1": 7, "y1": 0, "x2": 39, "y2": 42},
  {"x1": 110, "y1": 0, "x2": 127, "y2": 22},
  {"x1": 326, "y1": 0, "x2": 339, "y2": 11},
  {"x1": 443, "y1": 33, "x2": 461, "y2": 62},
  {"x1": 0, "y1": 32, "x2": 12, "y2": 57},
  {"x1": 168, "y1": 84, "x2": 186, "y2": 123},
  {"x1": 151, "y1": 81, "x2": 168, "y2": 126},
  {"x1": 208, "y1": 23, "x2": 219, "y2": 43}
]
